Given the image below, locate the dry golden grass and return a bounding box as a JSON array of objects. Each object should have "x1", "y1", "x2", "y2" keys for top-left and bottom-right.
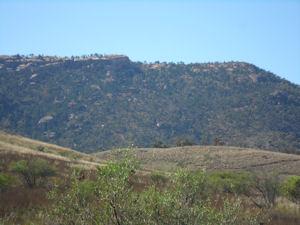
[
  {"x1": 94, "y1": 146, "x2": 300, "y2": 175},
  {"x1": 2, "y1": 130, "x2": 300, "y2": 176},
  {"x1": 0, "y1": 131, "x2": 102, "y2": 170}
]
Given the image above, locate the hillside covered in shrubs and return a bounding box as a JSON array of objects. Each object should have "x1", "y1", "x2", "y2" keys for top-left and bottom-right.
[
  {"x1": 1, "y1": 133, "x2": 300, "y2": 224},
  {"x1": 0, "y1": 54, "x2": 299, "y2": 152}
]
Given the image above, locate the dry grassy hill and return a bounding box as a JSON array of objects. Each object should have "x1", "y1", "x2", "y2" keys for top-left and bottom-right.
[
  {"x1": 2, "y1": 130, "x2": 300, "y2": 176},
  {"x1": 95, "y1": 146, "x2": 300, "y2": 176},
  {"x1": 1, "y1": 132, "x2": 300, "y2": 225},
  {"x1": 0, "y1": 131, "x2": 101, "y2": 170}
]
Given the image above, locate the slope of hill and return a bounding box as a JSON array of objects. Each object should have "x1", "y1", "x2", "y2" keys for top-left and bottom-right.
[
  {"x1": 0, "y1": 131, "x2": 100, "y2": 170},
  {"x1": 0, "y1": 131, "x2": 103, "y2": 224},
  {"x1": 94, "y1": 146, "x2": 300, "y2": 176},
  {"x1": 2, "y1": 130, "x2": 299, "y2": 177},
  {"x1": 0, "y1": 54, "x2": 299, "y2": 153}
]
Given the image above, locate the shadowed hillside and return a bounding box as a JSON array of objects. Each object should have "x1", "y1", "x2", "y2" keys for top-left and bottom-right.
[{"x1": 0, "y1": 54, "x2": 299, "y2": 153}]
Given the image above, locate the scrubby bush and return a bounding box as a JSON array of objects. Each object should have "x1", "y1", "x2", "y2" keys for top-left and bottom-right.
[
  {"x1": 0, "y1": 172, "x2": 14, "y2": 192},
  {"x1": 47, "y1": 153, "x2": 138, "y2": 225},
  {"x1": 93, "y1": 154, "x2": 138, "y2": 225},
  {"x1": 48, "y1": 175, "x2": 98, "y2": 224},
  {"x1": 209, "y1": 171, "x2": 282, "y2": 209},
  {"x1": 45, "y1": 155, "x2": 260, "y2": 225},
  {"x1": 213, "y1": 137, "x2": 225, "y2": 146},
  {"x1": 250, "y1": 173, "x2": 281, "y2": 209},
  {"x1": 149, "y1": 171, "x2": 168, "y2": 187},
  {"x1": 208, "y1": 171, "x2": 253, "y2": 195},
  {"x1": 10, "y1": 159, "x2": 56, "y2": 188},
  {"x1": 36, "y1": 145, "x2": 46, "y2": 152},
  {"x1": 281, "y1": 175, "x2": 300, "y2": 204},
  {"x1": 152, "y1": 141, "x2": 168, "y2": 148},
  {"x1": 175, "y1": 138, "x2": 195, "y2": 147}
]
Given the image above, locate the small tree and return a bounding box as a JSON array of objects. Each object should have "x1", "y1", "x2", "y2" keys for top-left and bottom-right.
[
  {"x1": 214, "y1": 137, "x2": 225, "y2": 146},
  {"x1": 249, "y1": 173, "x2": 280, "y2": 209},
  {"x1": 281, "y1": 175, "x2": 300, "y2": 204},
  {"x1": 152, "y1": 141, "x2": 168, "y2": 148},
  {"x1": 175, "y1": 138, "x2": 195, "y2": 147},
  {"x1": 0, "y1": 173, "x2": 14, "y2": 192},
  {"x1": 94, "y1": 153, "x2": 138, "y2": 225},
  {"x1": 10, "y1": 159, "x2": 56, "y2": 188},
  {"x1": 47, "y1": 150, "x2": 139, "y2": 225}
]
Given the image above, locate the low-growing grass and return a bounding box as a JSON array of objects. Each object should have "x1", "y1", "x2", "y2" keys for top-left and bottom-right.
[
  {"x1": 0, "y1": 131, "x2": 100, "y2": 165},
  {"x1": 95, "y1": 146, "x2": 300, "y2": 175}
]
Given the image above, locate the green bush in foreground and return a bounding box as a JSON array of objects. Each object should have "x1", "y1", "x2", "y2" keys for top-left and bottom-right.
[
  {"x1": 45, "y1": 154, "x2": 260, "y2": 225},
  {"x1": 281, "y1": 175, "x2": 300, "y2": 204}
]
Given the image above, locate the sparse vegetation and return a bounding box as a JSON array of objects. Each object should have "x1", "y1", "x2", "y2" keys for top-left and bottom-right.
[
  {"x1": 10, "y1": 159, "x2": 56, "y2": 188},
  {"x1": 95, "y1": 146, "x2": 300, "y2": 174},
  {"x1": 0, "y1": 133, "x2": 299, "y2": 224}
]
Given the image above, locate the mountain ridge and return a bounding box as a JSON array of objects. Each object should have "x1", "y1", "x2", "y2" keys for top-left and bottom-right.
[{"x1": 0, "y1": 54, "x2": 299, "y2": 153}]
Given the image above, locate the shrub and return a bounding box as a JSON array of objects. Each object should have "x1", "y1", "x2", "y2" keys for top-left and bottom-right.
[
  {"x1": 36, "y1": 145, "x2": 46, "y2": 152},
  {"x1": 175, "y1": 138, "x2": 195, "y2": 147},
  {"x1": 93, "y1": 154, "x2": 138, "y2": 225},
  {"x1": 134, "y1": 169, "x2": 259, "y2": 225},
  {"x1": 10, "y1": 159, "x2": 56, "y2": 188},
  {"x1": 149, "y1": 171, "x2": 168, "y2": 187},
  {"x1": 208, "y1": 171, "x2": 253, "y2": 195},
  {"x1": 45, "y1": 155, "x2": 260, "y2": 225},
  {"x1": 213, "y1": 137, "x2": 226, "y2": 146},
  {"x1": 251, "y1": 173, "x2": 281, "y2": 209},
  {"x1": 47, "y1": 174, "x2": 98, "y2": 225},
  {"x1": 0, "y1": 172, "x2": 14, "y2": 192},
  {"x1": 47, "y1": 154, "x2": 139, "y2": 225},
  {"x1": 210, "y1": 171, "x2": 282, "y2": 209},
  {"x1": 152, "y1": 141, "x2": 168, "y2": 148},
  {"x1": 281, "y1": 175, "x2": 300, "y2": 204}
]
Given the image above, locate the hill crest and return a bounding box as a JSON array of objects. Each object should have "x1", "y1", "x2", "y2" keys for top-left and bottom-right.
[{"x1": 0, "y1": 54, "x2": 299, "y2": 153}]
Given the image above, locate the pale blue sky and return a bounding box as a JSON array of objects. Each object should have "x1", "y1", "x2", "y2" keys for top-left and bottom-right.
[{"x1": 0, "y1": 0, "x2": 300, "y2": 84}]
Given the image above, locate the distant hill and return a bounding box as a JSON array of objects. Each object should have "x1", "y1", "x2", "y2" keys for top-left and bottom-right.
[
  {"x1": 2, "y1": 130, "x2": 300, "y2": 177},
  {"x1": 0, "y1": 54, "x2": 299, "y2": 153},
  {"x1": 94, "y1": 146, "x2": 300, "y2": 176}
]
